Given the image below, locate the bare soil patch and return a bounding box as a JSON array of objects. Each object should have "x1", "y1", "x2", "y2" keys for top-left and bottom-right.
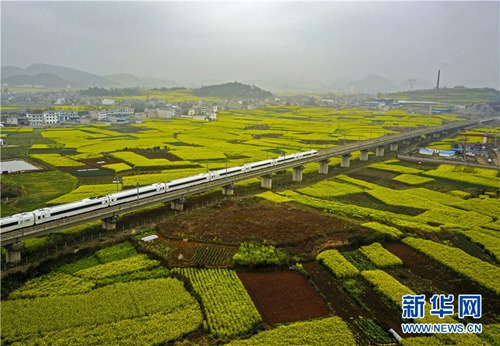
[
  {"x1": 80, "y1": 157, "x2": 121, "y2": 166},
  {"x1": 157, "y1": 197, "x2": 369, "y2": 258},
  {"x1": 237, "y1": 271, "x2": 330, "y2": 326},
  {"x1": 349, "y1": 168, "x2": 408, "y2": 190}
]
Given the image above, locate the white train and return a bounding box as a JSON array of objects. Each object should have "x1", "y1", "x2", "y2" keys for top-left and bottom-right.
[{"x1": 0, "y1": 150, "x2": 318, "y2": 233}]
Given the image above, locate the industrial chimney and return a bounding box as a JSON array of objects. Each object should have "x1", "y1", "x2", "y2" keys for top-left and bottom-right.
[{"x1": 435, "y1": 70, "x2": 440, "y2": 102}]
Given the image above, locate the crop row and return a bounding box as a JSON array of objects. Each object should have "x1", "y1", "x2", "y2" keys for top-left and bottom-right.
[
  {"x1": 335, "y1": 174, "x2": 379, "y2": 189},
  {"x1": 30, "y1": 153, "x2": 85, "y2": 167},
  {"x1": 403, "y1": 237, "x2": 500, "y2": 294},
  {"x1": 393, "y1": 174, "x2": 435, "y2": 185},
  {"x1": 1, "y1": 278, "x2": 199, "y2": 341},
  {"x1": 422, "y1": 166, "x2": 500, "y2": 189},
  {"x1": 361, "y1": 222, "x2": 403, "y2": 239},
  {"x1": 5, "y1": 296, "x2": 201, "y2": 346},
  {"x1": 102, "y1": 162, "x2": 132, "y2": 173},
  {"x1": 191, "y1": 245, "x2": 235, "y2": 267},
  {"x1": 360, "y1": 269, "x2": 415, "y2": 308},
  {"x1": 255, "y1": 191, "x2": 294, "y2": 203},
  {"x1": 8, "y1": 272, "x2": 95, "y2": 299},
  {"x1": 48, "y1": 184, "x2": 120, "y2": 204},
  {"x1": 172, "y1": 268, "x2": 262, "y2": 339},
  {"x1": 460, "y1": 229, "x2": 500, "y2": 261},
  {"x1": 365, "y1": 187, "x2": 493, "y2": 229},
  {"x1": 359, "y1": 243, "x2": 403, "y2": 268},
  {"x1": 452, "y1": 197, "x2": 500, "y2": 218},
  {"x1": 94, "y1": 241, "x2": 138, "y2": 263},
  {"x1": 297, "y1": 179, "x2": 364, "y2": 198},
  {"x1": 281, "y1": 190, "x2": 441, "y2": 233},
  {"x1": 316, "y1": 249, "x2": 360, "y2": 278},
  {"x1": 233, "y1": 242, "x2": 287, "y2": 266},
  {"x1": 74, "y1": 254, "x2": 161, "y2": 280},
  {"x1": 109, "y1": 151, "x2": 188, "y2": 169},
  {"x1": 342, "y1": 250, "x2": 377, "y2": 271},
  {"x1": 368, "y1": 162, "x2": 423, "y2": 174},
  {"x1": 353, "y1": 317, "x2": 393, "y2": 344},
  {"x1": 226, "y1": 316, "x2": 356, "y2": 346}
]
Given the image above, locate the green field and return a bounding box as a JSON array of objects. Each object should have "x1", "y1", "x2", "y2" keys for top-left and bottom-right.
[
  {"x1": 1, "y1": 107, "x2": 465, "y2": 215},
  {"x1": 2, "y1": 51, "x2": 500, "y2": 346}
]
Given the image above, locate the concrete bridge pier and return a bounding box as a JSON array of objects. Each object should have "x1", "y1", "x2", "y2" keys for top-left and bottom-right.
[
  {"x1": 318, "y1": 159, "x2": 330, "y2": 174},
  {"x1": 261, "y1": 175, "x2": 273, "y2": 189},
  {"x1": 292, "y1": 166, "x2": 304, "y2": 182},
  {"x1": 102, "y1": 216, "x2": 117, "y2": 231},
  {"x1": 171, "y1": 197, "x2": 186, "y2": 211},
  {"x1": 341, "y1": 153, "x2": 351, "y2": 168},
  {"x1": 5, "y1": 242, "x2": 24, "y2": 264},
  {"x1": 359, "y1": 149, "x2": 369, "y2": 161},
  {"x1": 389, "y1": 142, "x2": 399, "y2": 151},
  {"x1": 375, "y1": 146, "x2": 385, "y2": 157},
  {"x1": 222, "y1": 184, "x2": 234, "y2": 196}
]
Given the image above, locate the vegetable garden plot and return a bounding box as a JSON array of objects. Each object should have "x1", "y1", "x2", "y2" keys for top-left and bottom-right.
[
  {"x1": 190, "y1": 245, "x2": 236, "y2": 267},
  {"x1": 304, "y1": 261, "x2": 406, "y2": 337},
  {"x1": 384, "y1": 242, "x2": 500, "y2": 324},
  {"x1": 172, "y1": 268, "x2": 262, "y2": 339},
  {"x1": 403, "y1": 237, "x2": 500, "y2": 294},
  {"x1": 237, "y1": 271, "x2": 330, "y2": 326}
]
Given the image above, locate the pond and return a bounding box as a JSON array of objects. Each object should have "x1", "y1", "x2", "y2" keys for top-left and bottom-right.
[{"x1": 0, "y1": 160, "x2": 41, "y2": 173}]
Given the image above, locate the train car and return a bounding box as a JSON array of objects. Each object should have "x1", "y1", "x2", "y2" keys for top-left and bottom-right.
[
  {"x1": 109, "y1": 183, "x2": 166, "y2": 206},
  {"x1": 0, "y1": 212, "x2": 35, "y2": 233},
  {"x1": 247, "y1": 159, "x2": 276, "y2": 171},
  {"x1": 166, "y1": 173, "x2": 210, "y2": 192},
  {"x1": 298, "y1": 150, "x2": 318, "y2": 158},
  {"x1": 209, "y1": 165, "x2": 247, "y2": 181},
  {"x1": 275, "y1": 154, "x2": 295, "y2": 164},
  {"x1": 33, "y1": 196, "x2": 111, "y2": 224}
]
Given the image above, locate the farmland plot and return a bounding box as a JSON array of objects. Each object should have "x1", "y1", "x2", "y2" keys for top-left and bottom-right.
[
  {"x1": 172, "y1": 268, "x2": 262, "y2": 339},
  {"x1": 226, "y1": 316, "x2": 356, "y2": 346},
  {"x1": 237, "y1": 271, "x2": 329, "y2": 326},
  {"x1": 1, "y1": 278, "x2": 202, "y2": 345}
]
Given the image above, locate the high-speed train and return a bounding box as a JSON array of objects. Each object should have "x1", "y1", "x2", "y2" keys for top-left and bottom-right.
[{"x1": 0, "y1": 150, "x2": 318, "y2": 233}]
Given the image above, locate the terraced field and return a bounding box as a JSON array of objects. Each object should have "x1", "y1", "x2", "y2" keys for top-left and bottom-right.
[{"x1": 2, "y1": 110, "x2": 499, "y2": 345}]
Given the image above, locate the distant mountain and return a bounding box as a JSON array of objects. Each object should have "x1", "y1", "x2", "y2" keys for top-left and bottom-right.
[
  {"x1": 137, "y1": 77, "x2": 177, "y2": 88},
  {"x1": 1, "y1": 63, "x2": 175, "y2": 89},
  {"x1": 2, "y1": 73, "x2": 84, "y2": 88},
  {"x1": 104, "y1": 73, "x2": 177, "y2": 88},
  {"x1": 1, "y1": 66, "x2": 24, "y2": 79},
  {"x1": 22, "y1": 63, "x2": 118, "y2": 88},
  {"x1": 342, "y1": 75, "x2": 398, "y2": 94},
  {"x1": 193, "y1": 82, "x2": 273, "y2": 99},
  {"x1": 104, "y1": 73, "x2": 141, "y2": 86}
]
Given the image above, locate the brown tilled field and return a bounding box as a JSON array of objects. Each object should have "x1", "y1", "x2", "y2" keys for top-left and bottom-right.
[
  {"x1": 237, "y1": 271, "x2": 330, "y2": 326},
  {"x1": 157, "y1": 197, "x2": 369, "y2": 258}
]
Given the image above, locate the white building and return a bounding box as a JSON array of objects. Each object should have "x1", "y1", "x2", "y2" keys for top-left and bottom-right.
[
  {"x1": 101, "y1": 98, "x2": 115, "y2": 106},
  {"x1": 108, "y1": 107, "x2": 134, "y2": 116},
  {"x1": 58, "y1": 110, "x2": 80, "y2": 122},
  {"x1": 26, "y1": 113, "x2": 45, "y2": 125}
]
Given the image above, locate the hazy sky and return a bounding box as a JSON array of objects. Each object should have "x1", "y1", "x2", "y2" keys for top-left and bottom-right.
[{"x1": 1, "y1": 1, "x2": 499, "y2": 89}]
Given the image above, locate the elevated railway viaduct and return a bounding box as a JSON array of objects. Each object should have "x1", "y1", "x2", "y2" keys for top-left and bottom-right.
[{"x1": 2, "y1": 116, "x2": 497, "y2": 263}]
